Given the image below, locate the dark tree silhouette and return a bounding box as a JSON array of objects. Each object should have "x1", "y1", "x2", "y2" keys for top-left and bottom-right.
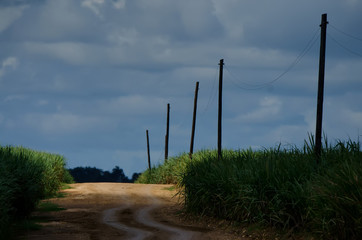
[
  {"x1": 68, "y1": 166, "x2": 139, "y2": 183},
  {"x1": 131, "y1": 172, "x2": 141, "y2": 182}
]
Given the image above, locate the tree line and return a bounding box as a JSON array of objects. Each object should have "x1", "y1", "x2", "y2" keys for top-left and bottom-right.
[{"x1": 68, "y1": 166, "x2": 140, "y2": 183}]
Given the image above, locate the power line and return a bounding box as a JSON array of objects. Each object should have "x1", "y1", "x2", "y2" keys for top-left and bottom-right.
[
  {"x1": 203, "y1": 65, "x2": 219, "y2": 112},
  {"x1": 224, "y1": 28, "x2": 320, "y2": 90},
  {"x1": 329, "y1": 24, "x2": 362, "y2": 42},
  {"x1": 327, "y1": 33, "x2": 362, "y2": 58},
  {"x1": 224, "y1": 67, "x2": 267, "y2": 90}
]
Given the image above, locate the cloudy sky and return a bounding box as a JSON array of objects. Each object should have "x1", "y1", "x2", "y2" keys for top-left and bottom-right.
[{"x1": 1, "y1": 0, "x2": 361, "y2": 177}]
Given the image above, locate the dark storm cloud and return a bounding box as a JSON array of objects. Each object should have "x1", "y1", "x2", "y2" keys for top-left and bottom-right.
[{"x1": 0, "y1": 0, "x2": 361, "y2": 176}]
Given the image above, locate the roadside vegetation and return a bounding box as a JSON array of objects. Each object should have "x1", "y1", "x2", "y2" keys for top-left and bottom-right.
[
  {"x1": 0, "y1": 145, "x2": 73, "y2": 239},
  {"x1": 68, "y1": 166, "x2": 140, "y2": 183},
  {"x1": 137, "y1": 137, "x2": 361, "y2": 239}
]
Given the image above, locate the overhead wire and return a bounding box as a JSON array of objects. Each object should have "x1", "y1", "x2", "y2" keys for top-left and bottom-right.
[
  {"x1": 327, "y1": 23, "x2": 362, "y2": 58},
  {"x1": 203, "y1": 65, "x2": 219, "y2": 112},
  {"x1": 327, "y1": 33, "x2": 362, "y2": 58},
  {"x1": 224, "y1": 66, "x2": 267, "y2": 90},
  {"x1": 151, "y1": 22, "x2": 361, "y2": 158},
  {"x1": 224, "y1": 28, "x2": 320, "y2": 90},
  {"x1": 329, "y1": 24, "x2": 362, "y2": 42}
]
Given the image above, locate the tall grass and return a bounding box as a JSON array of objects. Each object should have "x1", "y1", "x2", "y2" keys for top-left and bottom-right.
[
  {"x1": 135, "y1": 150, "x2": 218, "y2": 184},
  {"x1": 180, "y1": 148, "x2": 316, "y2": 228},
  {"x1": 0, "y1": 145, "x2": 72, "y2": 238},
  {"x1": 136, "y1": 152, "x2": 193, "y2": 184},
  {"x1": 137, "y1": 139, "x2": 361, "y2": 239},
  {"x1": 308, "y1": 140, "x2": 361, "y2": 239}
]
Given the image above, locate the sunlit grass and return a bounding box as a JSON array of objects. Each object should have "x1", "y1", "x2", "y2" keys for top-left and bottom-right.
[
  {"x1": 137, "y1": 137, "x2": 361, "y2": 239},
  {"x1": 0, "y1": 145, "x2": 73, "y2": 239}
]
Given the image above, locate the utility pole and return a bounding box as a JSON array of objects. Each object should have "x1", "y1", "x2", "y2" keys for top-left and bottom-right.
[
  {"x1": 165, "y1": 103, "x2": 170, "y2": 162},
  {"x1": 189, "y1": 81, "x2": 199, "y2": 159},
  {"x1": 315, "y1": 13, "x2": 328, "y2": 163},
  {"x1": 146, "y1": 130, "x2": 151, "y2": 170},
  {"x1": 218, "y1": 59, "x2": 224, "y2": 160}
]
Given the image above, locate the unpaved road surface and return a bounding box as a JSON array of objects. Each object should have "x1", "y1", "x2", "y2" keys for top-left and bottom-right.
[{"x1": 22, "y1": 183, "x2": 250, "y2": 240}]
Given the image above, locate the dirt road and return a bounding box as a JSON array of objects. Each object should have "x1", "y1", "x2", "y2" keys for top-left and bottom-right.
[{"x1": 23, "y1": 183, "x2": 248, "y2": 240}]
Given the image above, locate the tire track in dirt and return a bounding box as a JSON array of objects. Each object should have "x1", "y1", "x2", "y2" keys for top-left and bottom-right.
[
  {"x1": 103, "y1": 206, "x2": 152, "y2": 240},
  {"x1": 23, "y1": 183, "x2": 248, "y2": 240},
  {"x1": 134, "y1": 185, "x2": 198, "y2": 240},
  {"x1": 102, "y1": 184, "x2": 198, "y2": 240},
  {"x1": 101, "y1": 184, "x2": 153, "y2": 240}
]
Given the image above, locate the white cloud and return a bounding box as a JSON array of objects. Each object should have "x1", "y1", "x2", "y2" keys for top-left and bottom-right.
[
  {"x1": 346, "y1": 0, "x2": 360, "y2": 6},
  {"x1": 98, "y1": 95, "x2": 168, "y2": 116},
  {"x1": 2, "y1": 57, "x2": 18, "y2": 68},
  {"x1": 22, "y1": 36, "x2": 180, "y2": 67},
  {"x1": 324, "y1": 100, "x2": 362, "y2": 138},
  {"x1": 344, "y1": 109, "x2": 362, "y2": 127},
  {"x1": 81, "y1": 0, "x2": 105, "y2": 18},
  {"x1": 267, "y1": 125, "x2": 309, "y2": 145},
  {"x1": 211, "y1": 0, "x2": 245, "y2": 41},
  {"x1": 107, "y1": 28, "x2": 140, "y2": 46},
  {"x1": 25, "y1": 113, "x2": 111, "y2": 135},
  {"x1": 232, "y1": 96, "x2": 282, "y2": 123},
  {"x1": 0, "y1": 5, "x2": 28, "y2": 33},
  {"x1": 23, "y1": 42, "x2": 105, "y2": 66},
  {"x1": 112, "y1": 0, "x2": 126, "y2": 9},
  {"x1": 4, "y1": 94, "x2": 25, "y2": 102},
  {"x1": 36, "y1": 100, "x2": 49, "y2": 106},
  {"x1": 27, "y1": 0, "x2": 91, "y2": 41},
  {"x1": 178, "y1": 0, "x2": 221, "y2": 38},
  {"x1": 326, "y1": 59, "x2": 362, "y2": 87},
  {"x1": 0, "y1": 57, "x2": 18, "y2": 79}
]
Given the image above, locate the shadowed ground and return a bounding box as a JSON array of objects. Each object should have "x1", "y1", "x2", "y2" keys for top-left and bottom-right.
[{"x1": 21, "y1": 183, "x2": 249, "y2": 240}]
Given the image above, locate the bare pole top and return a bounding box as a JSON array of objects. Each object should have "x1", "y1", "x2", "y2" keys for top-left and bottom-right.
[{"x1": 320, "y1": 13, "x2": 328, "y2": 26}]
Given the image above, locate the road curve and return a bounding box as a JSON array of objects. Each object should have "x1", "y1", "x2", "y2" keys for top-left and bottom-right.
[
  {"x1": 102, "y1": 184, "x2": 198, "y2": 240},
  {"x1": 23, "y1": 183, "x2": 247, "y2": 240}
]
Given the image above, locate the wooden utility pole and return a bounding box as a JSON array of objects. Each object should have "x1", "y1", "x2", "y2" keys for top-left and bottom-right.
[
  {"x1": 189, "y1": 81, "x2": 199, "y2": 159},
  {"x1": 218, "y1": 59, "x2": 224, "y2": 160},
  {"x1": 146, "y1": 130, "x2": 151, "y2": 170},
  {"x1": 315, "y1": 13, "x2": 328, "y2": 163},
  {"x1": 165, "y1": 103, "x2": 170, "y2": 162}
]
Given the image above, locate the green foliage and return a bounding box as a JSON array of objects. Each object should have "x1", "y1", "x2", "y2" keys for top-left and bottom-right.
[
  {"x1": 138, "y1": 139, "x2": 361, "y2": 239},
  {"x1": 136, "y1": 152, "x2": 193, "y2": 184},
  {"x1": 62, "y1": 169, "x2": 75, "y2": 184},
  {"x1": 0, "y1": 145, "x2": 72, "y2": 238},
  {"x1": 181, "y1": 148, "x2": 316, "y2": 228},
  {"x1": 307, "y1": 140, "x2": 362, "y2": 239}
]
